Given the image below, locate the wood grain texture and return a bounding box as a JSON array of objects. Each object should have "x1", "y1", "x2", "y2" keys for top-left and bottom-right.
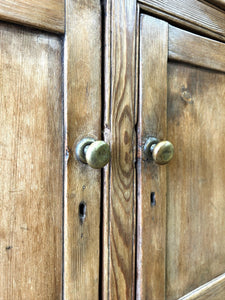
[
  {"x1": 204, "y1": 0, "x2": 225, "y2": 10},
  {"x1": 64, "y1": 0, "x2": 102, "y2": 299},
  {"x1": 102, "y1": 0, "x2": 111, "y2": 299},
  {"x1": 139, "y1": 0, "x2": 225, "y2": 42},
  {"x1": 137, "y1": 15, "x2": 168, "y2": 300},
  {"x1": 167, "y1": 62, "x2": 225, "y2": 299},
  {"x1": 103, "y1": 0, "x2": 137, "y2": 298},
  {"x1": 179, "y1": 273, "x2": 225, "y2": 300},
  {"x1": 0, "y1": 23, "x2": 62, "y2": 299},
  {"x1": 0, "y1": 0, "x2": 64, "y2": 33},
  {"x1": 169, "y1": 25, "x2": 225, "y2": 72}
]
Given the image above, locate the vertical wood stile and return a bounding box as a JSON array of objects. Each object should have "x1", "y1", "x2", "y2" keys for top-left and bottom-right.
[
  {"x1": 64, "y1": 0, "x2": 102, "y2": 298},
  {"x1": 102, "y1": 0, "x2": 111, "y2": 299},
  {"x1": 137, "y1": 15, "x2": 168, "y2": 300},
  {"x1": 103, "y1": 0, "x2": 137, "y2": 299}
]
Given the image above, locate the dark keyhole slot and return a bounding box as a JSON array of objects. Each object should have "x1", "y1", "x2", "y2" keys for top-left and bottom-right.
[
  {"x1": 79, "y1": 201, "x2": 86, "y2": 223},
  {"x1": 150, "y1": 192, "x2": 156, "y2": 207}
]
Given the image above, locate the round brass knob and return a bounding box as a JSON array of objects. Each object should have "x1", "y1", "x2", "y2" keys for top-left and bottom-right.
[
  {"x1": 75, "y1": 138, "x2": 110, "y2": 169},
  {"x1": 144, "y1": 137, "x2": 174, "y2": 165}
]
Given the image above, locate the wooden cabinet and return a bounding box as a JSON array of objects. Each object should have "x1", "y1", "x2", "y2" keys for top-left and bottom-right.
[
  {"x1": 138, "y1": 13, "x2": 225, "y2": 300},
  {"x1": 1, "y1": 0, "x2": 225, "y2": 299},
  {"x1": 104, "y1": 1, "x2": 225, "y2": 299}
]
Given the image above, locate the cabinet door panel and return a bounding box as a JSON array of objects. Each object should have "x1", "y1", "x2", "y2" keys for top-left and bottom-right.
[
  {"x1": 167, "y1": 62, "x2": 225, "y2": 299},
  {"x1": 138, "y1": 14, "x2": 225, "y2": 300},
  {"x1": 0, "y1": 23, "x2": 62, "y2": 299}
]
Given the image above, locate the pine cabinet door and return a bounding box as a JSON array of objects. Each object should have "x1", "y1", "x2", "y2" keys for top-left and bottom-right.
[
  {"x1": 0, "y1": 2, "x2": 65, "y2": 298},
  {"x1": 0, "y1": 20, "x2": 63, "y2": 300},
  {"x1": 0, "y1": 1, "x2": 103, "y2": 299},
  {"x1": 137, "y1": 14, "x2": 225, "y2": 300}
]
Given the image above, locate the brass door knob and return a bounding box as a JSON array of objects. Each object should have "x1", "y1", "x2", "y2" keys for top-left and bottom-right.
[
  {"x1": 75, "y1": 137, "x2": 110, "y2": 169},
  {"x1": 144, "y1": 137, "x2": 174, "y2": 165}
]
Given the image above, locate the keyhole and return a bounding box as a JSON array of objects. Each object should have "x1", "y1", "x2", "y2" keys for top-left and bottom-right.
[
  {"x1": 79, "y1": 201, "x2": 86, "y2": 223},
  {"x1": 150, "y1": 192, "x2": 156, "y2": 207}
]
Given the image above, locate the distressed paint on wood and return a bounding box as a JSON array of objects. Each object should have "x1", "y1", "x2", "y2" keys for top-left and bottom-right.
[
  {"x1": 103, "y1": 0, "x2": 137, "y2": 298},
  {"x1": 137, "y1": 14, "x2": 168, "y2": 300},
  {"x1": 0, "y1": 0, "x2": 64, "y2": 33},
  {"x1": 0, "y1": 23, "x2": 62, "y2": 299},
  {"x1": 64, "y1": 0, "x2": 102, "y2": 299}
]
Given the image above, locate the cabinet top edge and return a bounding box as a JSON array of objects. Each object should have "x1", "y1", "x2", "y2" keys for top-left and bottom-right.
[{"x1": 138, "y1": 0, "x2": 225, "y2": 42}]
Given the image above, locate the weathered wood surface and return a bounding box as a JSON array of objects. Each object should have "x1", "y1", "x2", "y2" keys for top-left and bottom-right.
[
  {"x1": 103, "y1": 0, "x2": 137, "y2": 298},
  {"x1": 0, "y1": 0, "x2": 64, "y2": 33},
  {"x1": 64, "y1": 0, "x2": 102, "y2": 299},
  {"x1": 139, "y1": 0, "x2": 225, "y2": 42},
  {"x1": 102, "y1": 1, "x2": 111, "y2": 297},
  {"x1": 0, "y1": 23, "x2": 62, "y2": 299},
  {"x1": 167, "y1": 62, "x2": 225, "y2": 299},
  {"x1": 179, "y1": 273, "x2": 225, "y2": 300},
  {"x1": 137, "y1": 15, "x2": 168, "y2": 300},
  {"x1": 204, "y1": 0, "x2": 225, "y2": 10},
  {"x1": 169, "y1": 26, "x2": 225, "y2": 72}
]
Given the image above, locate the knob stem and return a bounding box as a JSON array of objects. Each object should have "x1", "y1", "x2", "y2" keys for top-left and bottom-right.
[
  {"x1": 150, "y1": 143, "x2": 157, "y2": 153},
  {"x1": 75, "y1": 137, "x2": 95, "y2": 164}
]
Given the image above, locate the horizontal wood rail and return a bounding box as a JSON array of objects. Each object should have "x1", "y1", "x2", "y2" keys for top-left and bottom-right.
[
  {"x1": 139, "y1": 0, "x2": 225, "y2": 42},
  {"x1": 0, "y1": 0, "x2": 64, "y2": 33},
  {"x1": 169, "y1": 25, "x2": 225, "y2": 72}
]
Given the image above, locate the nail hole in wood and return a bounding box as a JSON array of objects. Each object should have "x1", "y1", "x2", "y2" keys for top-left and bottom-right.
[
  {"x1": 6, "y1": 246, "x2": 13, "y2": 251},
  {"x1": 79, "y1": 201, "x2": 86, "y2": 224},
  {"x1": 151, "y1": 192, "x2": 156, "y2": 207}
]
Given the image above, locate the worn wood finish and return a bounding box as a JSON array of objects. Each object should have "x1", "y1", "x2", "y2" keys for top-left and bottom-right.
[
  {"x1": 169, "y1": 26, "x2": 225, "y2": 72},
  {"x1": 0, "y1": 23, "x2": 62, "y2": 299},
  {"x1": 102, "y1": 0, "x2": 111, "y2": 298},
  {"x1": 167, "y1": 62, "x2": 225, "y2": 299},
  {"x1": 139, "y1": 0, "x2": 225, "y2": 42},
  {"x1": 64, "y1": 0, "x2": 102, "y2": 299},
  {"x1": 0, "y1": 0, "x2": 64, "y2": 33},
  {"x1": 137, "y1": 15, "x2": 168, "y2": 300},
  {"x1": 103, "y1": 0, "x2": 137, "y2": 298},
  {"x1": 204, "y1": 0, "x2": 225, "y2": 10},
  {"x1": 179, "y1": 273, "x2": 225, "y2": 300},
  {"x1": 138, "y1": 11, "x2": 225, "y2": 300}
]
